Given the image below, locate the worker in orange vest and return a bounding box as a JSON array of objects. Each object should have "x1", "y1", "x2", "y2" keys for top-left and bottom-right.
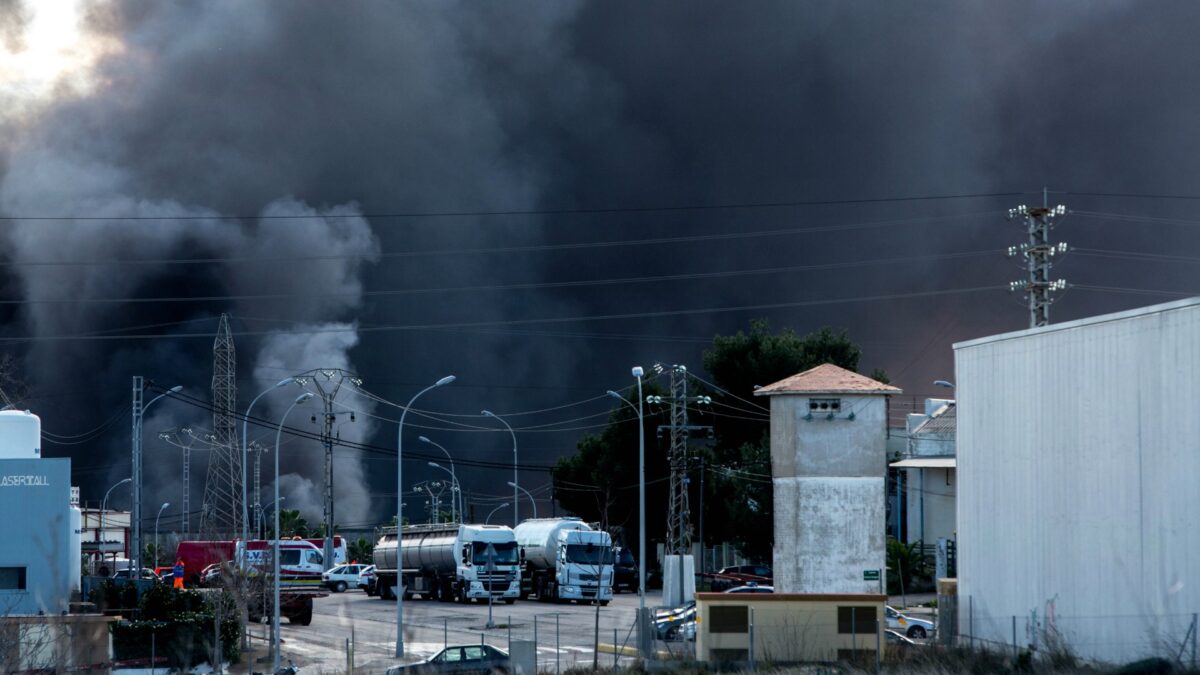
[{"x1": 173, "y1": 559, "x2": 185, "y2": 589}]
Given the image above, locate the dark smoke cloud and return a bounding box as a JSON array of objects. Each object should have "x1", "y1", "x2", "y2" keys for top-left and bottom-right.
[{"x1": 2, "y1": 1, "x2": 1198, "y2": 527}]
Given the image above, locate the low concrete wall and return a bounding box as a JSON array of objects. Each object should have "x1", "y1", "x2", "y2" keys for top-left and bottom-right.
[
  {"x1": 695, "y1": 592, "x2": 884, "y2": 665},
  {"x1": 0, "y1": 614, "x2": 116, "y2": 673}
]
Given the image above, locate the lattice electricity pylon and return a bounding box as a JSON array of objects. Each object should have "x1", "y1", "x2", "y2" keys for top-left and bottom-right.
[
  {"x1": 648, "y1": 364, "x2": 713, "y2": 556},
  {"x1": 158, "y1": 426, "x2": 212, "y2": 540},
  {"x1": 200, "y1": 314, "x2": 241, "y2": 539}
]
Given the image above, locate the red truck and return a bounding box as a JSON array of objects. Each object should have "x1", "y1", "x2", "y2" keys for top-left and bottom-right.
[{"x1": 174, "y1": 539, "x2": 329, "y2": 625}]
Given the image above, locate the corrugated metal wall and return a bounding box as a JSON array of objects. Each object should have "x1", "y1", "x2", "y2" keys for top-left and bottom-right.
[{"x1": 954, "y1": 298, "x2": 1200, "y2": 664}]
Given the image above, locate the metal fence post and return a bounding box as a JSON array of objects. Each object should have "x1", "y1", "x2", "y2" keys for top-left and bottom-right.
[
  {"x1": 969, "y1": 595, "x2": 974, "y2": 649},
  {"x1": 851, "y1": 607, "x2": 857, "y2": 655},
  {"x1": 1012, "y1": 615, "x2": 1017, "y2": 660},
  {"x1": 1193, "y1": 612, "x2": 1198, "y2": 670},
  {"x1": 748, "y1": 606, "x2": 756, "y2": 673},
  {"x1": 444, "y1": 617, "x2": 448, "y2": 652},
  {"x1": 875, "y1": 617, "x2": 881, "y2": 675},
  {"x1": 556, "y1": 613, "x2": 560, "y2": 675},
  {"x1": 508, "y1": 615, "x2": 512, "y2": 654},
  {"x1": 614, "y1": 628, "x2": 619, "y2": 670}
]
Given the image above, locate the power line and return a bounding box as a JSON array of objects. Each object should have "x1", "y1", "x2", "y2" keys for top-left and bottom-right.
[
  {"x1": 0, "y1": 191, "x2": 1024, "y2": 222},
  {"x1": 0, "y1": 284, "x2": 1004, "y2": 343}
]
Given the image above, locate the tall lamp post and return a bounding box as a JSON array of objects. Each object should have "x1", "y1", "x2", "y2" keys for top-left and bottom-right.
[
  {"x1": 132, "y1": 384, "x2": 182, "y2": 573},
  {"x1": 481, "y1": 411, "x2": 518, "y2": 526},
  {"x1": 101, "y1": 477, "x2": 132, "y2": 570},
  {"x1": 274, "y1": 393, "x2": 313, "y2": 672},
  {"x1": 243, "y1": 378, "x2": 301, "y2": 542},
  {"x1": 506, "y1": 482, "x2": 537, "y2": 520},
  {"x1": 608, "y1": 365, "x2": 646, "y2": 656},
  {"x1": 420, "y1": 436, "x2": 460, "y2": 522},
  {"x1": 485, "y1": 503, "x2": 509, "y2": 525},
  {"x1": 154, "y1": 502, "x2": 170, "y2": 568},
  {"x1": 396, "y1": 375, "x2": 456, "y2": 659},
  {"x1": 427, "y1": 462, "x2": 460, "y2": 523}
]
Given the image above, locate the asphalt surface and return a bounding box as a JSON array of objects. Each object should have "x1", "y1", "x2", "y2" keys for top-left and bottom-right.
[{"x1": 239, "y1": 587, "x2": 676, "y2": 674}]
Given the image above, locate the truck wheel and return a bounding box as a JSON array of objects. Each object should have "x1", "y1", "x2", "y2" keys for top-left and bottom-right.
[
  {"x1": 335, "y1": 581, "x2": 348, "y2": 593},
  {"x1": 600, "y1": 601, "x2": 610, "y2": 607},
  {"x1": 380, "y1": 583, "x2": 394, "y2": 600},
  {"x1": 290, "y1": 604, "x2": 313, "y2": 626},
  {"x1": 504, "y1": 598, "x2": 515, "y2": 605}
]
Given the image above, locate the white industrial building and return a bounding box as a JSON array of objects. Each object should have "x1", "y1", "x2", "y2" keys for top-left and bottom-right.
[
  {"x1": 954, "y1": 297, "x2": 1200, "y2": 664},
  {"x1": 0, "y1": 411, "x2": 78, "y2": 615},
  {"x1": 891, "y1": 398, "x2": 957, "y2": 549},
  {"x1": 757, "y1": 364, "x2": 899, "y2": 594}
]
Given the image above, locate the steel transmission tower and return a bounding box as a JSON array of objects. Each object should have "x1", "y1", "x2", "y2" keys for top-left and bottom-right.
[
  {"x1": 200, "y1": 314, "x2": 242, "y2": 538},
  {"x1": 649, "y1": 364, "x2": 713, "y2": 556},
  {"x1": 158, "y1": 427, "x2": 208, "y2": 539},
  {"x1": 1008, "y1": 191, "x2": 1069, "y2": 328}
]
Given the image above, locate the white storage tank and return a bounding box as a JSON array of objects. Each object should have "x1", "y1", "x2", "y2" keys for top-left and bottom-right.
[{"x1": 0, "y1": 410, "x2": 40, "y2": 458}]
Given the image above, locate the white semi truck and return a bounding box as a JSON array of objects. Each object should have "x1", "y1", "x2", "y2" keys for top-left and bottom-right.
[
  {"x1": 373, "y1": 523, "x2": 521, "y2": 603},
  {"x1": 513, "y1": 518, "x2": 614, "y2": 604}
]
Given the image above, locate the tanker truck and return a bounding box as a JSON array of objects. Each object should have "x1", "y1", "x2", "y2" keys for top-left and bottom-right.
[
  {"x1": 373, "y1": 524, "x2": 521, "y2": 603},
  {"x1": 513, "y1": 518, "x2": 614, "y2": 604}
]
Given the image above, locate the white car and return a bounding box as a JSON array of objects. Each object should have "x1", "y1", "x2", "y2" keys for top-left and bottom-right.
[
  {"x1": 322, "y1": 563, "x2": 370, "y2": 592},
  {"x1": 357, "y1": 564, "x2": 376, "y2": 593},
  {"x1": 885, "y1": 605, "x2": 935, "y2": 639}
]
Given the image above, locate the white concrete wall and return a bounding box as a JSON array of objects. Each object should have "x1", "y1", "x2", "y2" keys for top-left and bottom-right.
[
  {"x1": 904, "y1": 467, "x2": 956, "y2": 546},
  {"x1": 771, "y1": 394, "x2": 889, "y2": 593},
  {"x1": 954, "y1": 297, "x2": 1200, "y2": 664}
]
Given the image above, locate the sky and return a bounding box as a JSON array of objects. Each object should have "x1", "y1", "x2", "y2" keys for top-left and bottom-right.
[{"x1": 1, "y1": 0, "x2": 1198, "y2": 533}]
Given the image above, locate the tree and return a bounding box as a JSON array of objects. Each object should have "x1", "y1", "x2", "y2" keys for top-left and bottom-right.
[
  {"x1": 347, "y1": 537, "x2": 373, "y2": 565},
  {"x1": 701, "y1": 320, "x2": 871, "y2": 561},
  {"x1": 267, "y1": 509, "x2": 309, "y2": 539}
]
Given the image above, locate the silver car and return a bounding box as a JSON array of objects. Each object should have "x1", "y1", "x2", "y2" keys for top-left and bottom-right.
[{"x1": 386, "y1": 645, "x2": 509, "y2": 675}]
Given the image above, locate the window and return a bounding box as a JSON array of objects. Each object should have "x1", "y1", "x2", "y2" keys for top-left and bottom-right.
[
  {"x1": 279, "y1": 550, "x2": 300, "y2": 566},
  {"x1": 838, "y1": 606, "x2": 875, "y2": 634},
  {"x1": 442, "y1": 648, "x2": 463, "y2": 663},
  {"x1": 709, "y1": 605, "x2": 749, "y2": 633},
  {"x1": 306, "y1": 551, "x2": 323, "y2": 565},
  {"x1": 462, "y1": 646, "x2": 485, "y2": 661},
  {"x1": 0, "y1": 567, "x2": 26, "y2": 590},
  {"x1": 809, "y1": 398, "x2": 842, "y2": 413}
]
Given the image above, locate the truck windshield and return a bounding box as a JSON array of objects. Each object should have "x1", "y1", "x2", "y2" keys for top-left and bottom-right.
[
  {"x1": 565, "y1": 544, "x2": 614, "y2": 565},
  {"x1": 472, "y1": 541, "x2": 518, "y2": 565}
]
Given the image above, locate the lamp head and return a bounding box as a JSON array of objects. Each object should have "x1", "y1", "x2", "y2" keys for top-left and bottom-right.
[
  {"x1": 428, "y1": 461, "x2": 440, "y2": 468},
  {"x1": 160, "y1": 502, "x2": 170, "y2": 509},
  {"x1": 933, "y1": 380, "x2": 956, "y2": 389},
  {"x1": 295, "y1": 392, "x2": 314, "y2": 404},
  {"x1": 481, "y1": 409, "x2": 495, "y2": 418},
  {"x1": 274, "y1": 378, "x2": 294, "y2": 388},
  {"x1": 435, "y1": 375, "x2": 456, "y2": 387},
  {"x1": 606, "y1": 390, "x2": 622, "y2": 400},
  {"x1": 167, "y1": 385, "x2": 183, "y2": 393},
  {"x1": 506, "y1": 481, "x2": 517, "y2": 488},
  {"x1": 631, "y1": 366, "x2": 644, "y2": 378},
  {"x1": 419, "y1": 436, "x2": 431, "y2": 444}
]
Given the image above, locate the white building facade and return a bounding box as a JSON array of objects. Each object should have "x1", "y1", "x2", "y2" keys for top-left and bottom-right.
[
  {"x1": 757, "y1": 364, "x2": 900, "y2": 594},
  {"x1": 954, "y1": 297, "x2": 1200, "y2": 663}
]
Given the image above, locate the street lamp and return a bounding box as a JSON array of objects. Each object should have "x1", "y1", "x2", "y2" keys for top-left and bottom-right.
[
  {"x1": 420, "y1": 436, "x2": 460, "y2": 522},
  {"x1": 505, "y1": 482, "x2": 537, "y2": 520},
  {"x1": 101, "y1": 477, "x2": 132, "y2": 571},
  {"x1": 485, "y1": 502, "x2": 509, "y2": 525},
  {"x1": 154, "y1": 502, "x2": 170, "y2": 568},
  {"x1": 481, "y1": 411, "x2": 518, "y2": 526},
  {"x1": 933, "y1": 380, "x2": 956, "y2": 389},
  {"x1": 427, "y1": 462, "x2": 461, "y2": 523},
  {"x1": 243, "y1": 378, "x2": 301, "y2": 542},
  {"x1": 397, "y1": 375, "x2": 456, "y2": 658},
  {"x1": 261, "y1": 497, "x2": 285, "y2": 538},
  {"x1": 133, "y1": 385, "x2": 182, "y2": 572},
  {"x1": 608, "y1": 364, "x2": 647, "y2": 656},
  {"x1": 274, "y1": 392, "x2": 313, "y2": 672}
]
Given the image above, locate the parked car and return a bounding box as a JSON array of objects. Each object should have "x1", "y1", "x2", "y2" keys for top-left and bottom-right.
[
  {"x1": 885, "y1": 606, "x2": 935, "y2": 639},
  {"x1": 885, "y1": 629, "x2": 921, "y2": 646},
  {"x1": 323, "y1": 563, "x2": 370, "y2": 592},
  {"x1": 725, "y1": 583, "x2": 774, "y2": 593},
  {"x1": 609, "y1": 547, "x2": 637, "y2": 593},
  {"x1": 199, "y1": 562, "x2": 225, "y2": 587},
  {"x1": 385, "y1": 644, "x2": 510, "y2": 674},
  {"x1": 113, "y1": 567, "x2": 158, "y2": 581},
  {"x1": 708, "y1": 564, "x2": 772, "y2": 591},
  {"x1": 358, "y1": 564, "x2": 377, "y2": 593},
  {"x1": 654, "y1": 601, "x2": 697, "y2": 640}
]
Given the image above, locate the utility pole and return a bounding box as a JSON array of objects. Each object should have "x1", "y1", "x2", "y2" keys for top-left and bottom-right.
[
  {"x1": 649, "y1": 365, "x2": 713, "y2": 556},
  {"x1": 249, "y1": 442, "x2": 266, "y2": 539},
  {"x1": 1008, "y1": 189, "x2": 1068, "y2": 328},
  {"x1": 131, "y1": 377, "x2": 143, "y2": 572},
  {"x1": 159, "y1": 427, "x2": 206, "y2": 540},
  {"x1": 296, "y1": 369, "x2": 360, "y2": 569}
]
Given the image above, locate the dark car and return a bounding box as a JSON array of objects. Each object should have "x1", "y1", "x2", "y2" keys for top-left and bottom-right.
[
  {"x1": 385, "y1": 644, "x2": 509, "y2": 674},
  {"x1": 653, "y1": 601, "x2": 697, "y2": 640},
  {"x1": 612, "y1": 547, "x2": 637, "y2": 593},
  {"x1": 725, "y1": 583, "x2": 774, "y2": 593}
]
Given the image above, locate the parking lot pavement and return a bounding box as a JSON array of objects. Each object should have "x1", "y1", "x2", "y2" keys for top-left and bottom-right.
[{"x1": 275, "y1": 588, "x2": 667, "y2": 673}]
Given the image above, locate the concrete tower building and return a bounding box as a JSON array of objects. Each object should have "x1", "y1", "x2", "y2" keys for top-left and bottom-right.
[{"x1": 755, "y1": 364, "x2": 900, "y2": 593}]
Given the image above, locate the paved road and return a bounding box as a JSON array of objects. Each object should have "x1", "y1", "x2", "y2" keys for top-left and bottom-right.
[{"x1": 252, "y1": 588, "x2": 677, "y2": 673}]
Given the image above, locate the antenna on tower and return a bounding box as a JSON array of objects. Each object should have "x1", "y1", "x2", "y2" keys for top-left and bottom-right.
[{"x1": 1007, "y1": 189, "x2": 1069, "y2": 328}]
